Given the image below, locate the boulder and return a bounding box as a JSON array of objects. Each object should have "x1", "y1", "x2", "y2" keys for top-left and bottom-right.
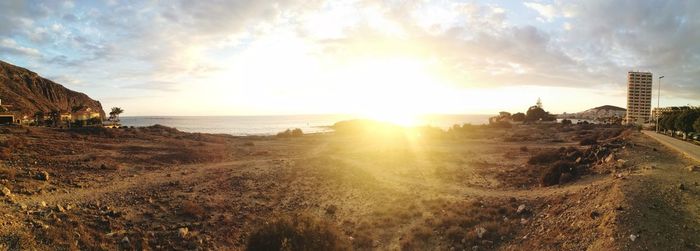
[{"x1": 516, "y1": 204, "x2": 527, "y2": 214}]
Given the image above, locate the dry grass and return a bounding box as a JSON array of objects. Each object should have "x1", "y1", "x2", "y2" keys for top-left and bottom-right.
[
  {"x1": 246, "y1": 214, "x2": 351, "y2": 251},
  {"x1": 180, "y1": 201, "x2": 206, "y2": 219},
  {"x1": 0, "y1": 165, "x2": 15, "y2": 180},
  {"x1": 400, "y1": 199, "x2": 521, "y2": 250}
]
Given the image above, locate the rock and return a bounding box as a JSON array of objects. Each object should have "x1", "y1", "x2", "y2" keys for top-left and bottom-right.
[
  {"x1": 575, "y1": 157, "x2": 582, "y2": 164},
  {"x1": 1, "y1": 185, "x2": 11, "y2": 197},
  {"x1": 630, "y1": 234, "x2": 638, "y2": 242},
  {"x1": 17, "y1": 203, "x2": 27, "y2": 210},
  {"x1": 605, "y1": 154, "x2": 615, "y2": 163},
  {"x1": 615, "y1": 159, "x2": 626, "y2": 168},
  {"x1": 121, "y1": 236, "x2": 130, "y2": 244},
  {"x1": 36, "y1": 171, "x2": 49, "y2": 181},
  {"x1": 39, "y1": 201, "x2": 47, "y2": 207},
  {"x1": 516, "y1": 204, "x2": 527, "y2": 214},
  {"x1": 520, "y1": 218, "x2": 529, "y2": 225},
  {"x1": 475, "y1": 227, "x2": 487, "y2": 239},
  {"x1": 325, "y1": 204, "x2": 338, "y2": 215},
  {"x1": 178, "y1": 227, "x2": 189, "y2": 238},
  {"x1": 687, "y1": 165, "x2": 700, "y2": 172},
  {"x1": 56, "y1": 205, "x2": 66, "y2": 213}
]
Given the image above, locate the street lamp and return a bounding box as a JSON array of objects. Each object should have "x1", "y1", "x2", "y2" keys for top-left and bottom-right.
[{"x1": 656, "y1": 75, "x2": 664, "y2": 132}]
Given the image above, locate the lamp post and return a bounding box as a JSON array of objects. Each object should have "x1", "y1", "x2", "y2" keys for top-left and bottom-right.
[{"x1": 656, "y1": 75, "x2": 664, "y2": 132}]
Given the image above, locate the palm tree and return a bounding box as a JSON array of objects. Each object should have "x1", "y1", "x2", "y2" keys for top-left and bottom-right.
[{"x1": 109, "y1": 107, "x2": 124, "y2": 122}]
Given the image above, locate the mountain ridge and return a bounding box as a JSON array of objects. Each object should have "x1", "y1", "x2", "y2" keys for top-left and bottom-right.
[{"x1": 0, "y1": 60, "x2": 104, "y2": 119}]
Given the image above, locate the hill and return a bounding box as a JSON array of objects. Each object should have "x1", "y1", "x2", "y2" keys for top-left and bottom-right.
[
  {"x1": 562, "y1": 105, "x2": 626, "y2": 120},
  {"x1": 0, "y1": 60, "x2": 104, "y2": 118}
]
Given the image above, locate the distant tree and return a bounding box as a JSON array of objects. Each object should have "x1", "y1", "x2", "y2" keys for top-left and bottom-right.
[
  {"x1": 661, "y1": 112, "x2": 680, "y2": 133},
  {"x1": 694, "y1": 117, "x2": 700, "y2": 133},
  {"x1": 526, "y1": 106, "x2": 547, "y2": 122},
  {"x1": 109, "y1": 107, "x2": 124, "y2": 122},
  {"x1": 48, "y1": 109, "x2": 60, "y2": 127},
  {"x1": 561, "y1": 119, "x2": 572, "y2": 125},
  {"x1": 88, "y1": 117, "x2": 102, "y2": 125},
  {"x1": 511, "y1": 112, "x2": 526, "y2": 122},
  {"x1": 675, "y1": 110, "x2": 700, "y2": 138},
  {"x1": 34, "y1": 111, "x2": 45, "y2": 125}
]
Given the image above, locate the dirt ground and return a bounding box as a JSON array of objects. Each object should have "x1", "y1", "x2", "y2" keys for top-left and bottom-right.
[{"x1": 0, "y1": 123, "x2": 699, "y2": 250}]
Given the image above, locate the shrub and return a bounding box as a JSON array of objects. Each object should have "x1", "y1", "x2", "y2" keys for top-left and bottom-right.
[
  {"x1": 0, "y1": 165, "x2": 16, "y2": 180},
  {"x1": 540, "y1": 165, "x2": 561, "y2": 187},
  {"x1": 246, "y1": 214, "x2": 350, "y2": 251},
  {"x1": 527, "y1": 149, "x2": 561, "y2": 165},
  {"x1": 277, "y1": 128, "x2": 304, "y2": 137},
  {"x1": 180, "y1": 201, "x2": 206, "y2": 219},
  {"x1": 561, "y1": 119, "x2": 572, "y2": 125}
]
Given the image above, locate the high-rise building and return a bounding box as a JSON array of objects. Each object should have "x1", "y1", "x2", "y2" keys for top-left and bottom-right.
[{"x1": 626, "y1": 71, "x2": 652, "y2": 124}]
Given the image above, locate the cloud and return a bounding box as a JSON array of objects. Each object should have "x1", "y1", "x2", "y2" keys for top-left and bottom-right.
[
  {"x1": 0, "y1": 38, "x2": 41, "y2": 56},
  {"x1": 1, "y1": 0, "x2": 700, "y2": 111},
  {"x1": 524, "y1": 2, "x2": 558, "y2": 22},
  {"x1": 123, "y1": 81, "x2": 181, "y2": 92}
]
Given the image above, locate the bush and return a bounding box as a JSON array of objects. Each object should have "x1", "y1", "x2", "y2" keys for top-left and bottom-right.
[
  {"x1": 540, "y1": 165, "x2": 561, "y2": 187},
  {"x1": 527, "y1": 149, "x2": 561, "y2": 165},
  {"x1": 277, "y1": 128, "x2": 304, "y2": 137},
  {"x1": 246, "y1": 214, "x2": 350, "y2": 251}
]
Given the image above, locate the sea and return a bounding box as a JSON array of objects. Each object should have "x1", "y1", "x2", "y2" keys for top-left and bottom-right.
[{"x1": 120, "y1": 114, "x2": 492, "y2": 136}]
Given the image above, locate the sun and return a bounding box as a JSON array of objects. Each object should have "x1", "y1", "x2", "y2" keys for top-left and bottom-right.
[{"x1": 336, "y1": 57, "x2": 447, "y2": 126}]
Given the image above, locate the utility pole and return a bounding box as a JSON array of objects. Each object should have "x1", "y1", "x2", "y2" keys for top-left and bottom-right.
[{"x1": 656, "y1": 75, "x2": 664, "y2": 132}]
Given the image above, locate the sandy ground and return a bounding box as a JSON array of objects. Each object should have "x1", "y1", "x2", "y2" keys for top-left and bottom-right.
[{"x1": 0, "y1": 123, "x2": 699, "y2": 250}]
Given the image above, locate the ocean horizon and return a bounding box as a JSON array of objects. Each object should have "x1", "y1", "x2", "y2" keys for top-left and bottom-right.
[{"x1": 120, "y1": 114, "x2": 492, "y2": 136}]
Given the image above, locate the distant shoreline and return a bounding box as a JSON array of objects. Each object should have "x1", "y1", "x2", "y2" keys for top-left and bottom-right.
[{"x1": 118, "y1": 114, "x2": 493, "y2": 136}]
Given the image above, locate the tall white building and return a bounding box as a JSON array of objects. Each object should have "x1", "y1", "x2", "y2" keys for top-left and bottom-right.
[{"x1": 626, "y1": 71, "x2": 652, "y2": 124}]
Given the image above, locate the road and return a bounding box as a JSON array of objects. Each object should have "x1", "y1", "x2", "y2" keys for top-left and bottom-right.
[{"x1": 642, "y1": 130, "x2": 700, "y2": 162}]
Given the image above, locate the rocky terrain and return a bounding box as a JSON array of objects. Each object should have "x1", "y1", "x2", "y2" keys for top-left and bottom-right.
[
  {"x1": 0, "y1": 60, "x2": 104, "y2": 117},
  {"x1": 0, "y1": 122, "x2": 698, "y2": 250}
]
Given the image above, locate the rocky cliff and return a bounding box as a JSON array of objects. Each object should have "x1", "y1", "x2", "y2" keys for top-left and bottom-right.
[{"x1": 0, "y1": 60, "x2": 104, "y2": 118}]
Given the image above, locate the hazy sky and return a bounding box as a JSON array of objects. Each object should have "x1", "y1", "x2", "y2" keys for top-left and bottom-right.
[{"x1": 1, "y1": 0, "x2": 699, "y2": 116}]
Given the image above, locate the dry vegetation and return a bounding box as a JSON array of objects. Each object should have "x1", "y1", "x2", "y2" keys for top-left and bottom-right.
[{"x1": 1, "y1": 121, "x2": 699, "y2": 250}]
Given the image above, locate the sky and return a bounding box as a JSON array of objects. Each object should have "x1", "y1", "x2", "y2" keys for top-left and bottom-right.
[{"x1": 1, "y1": 0, "x2": 699, "y2": 117}]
